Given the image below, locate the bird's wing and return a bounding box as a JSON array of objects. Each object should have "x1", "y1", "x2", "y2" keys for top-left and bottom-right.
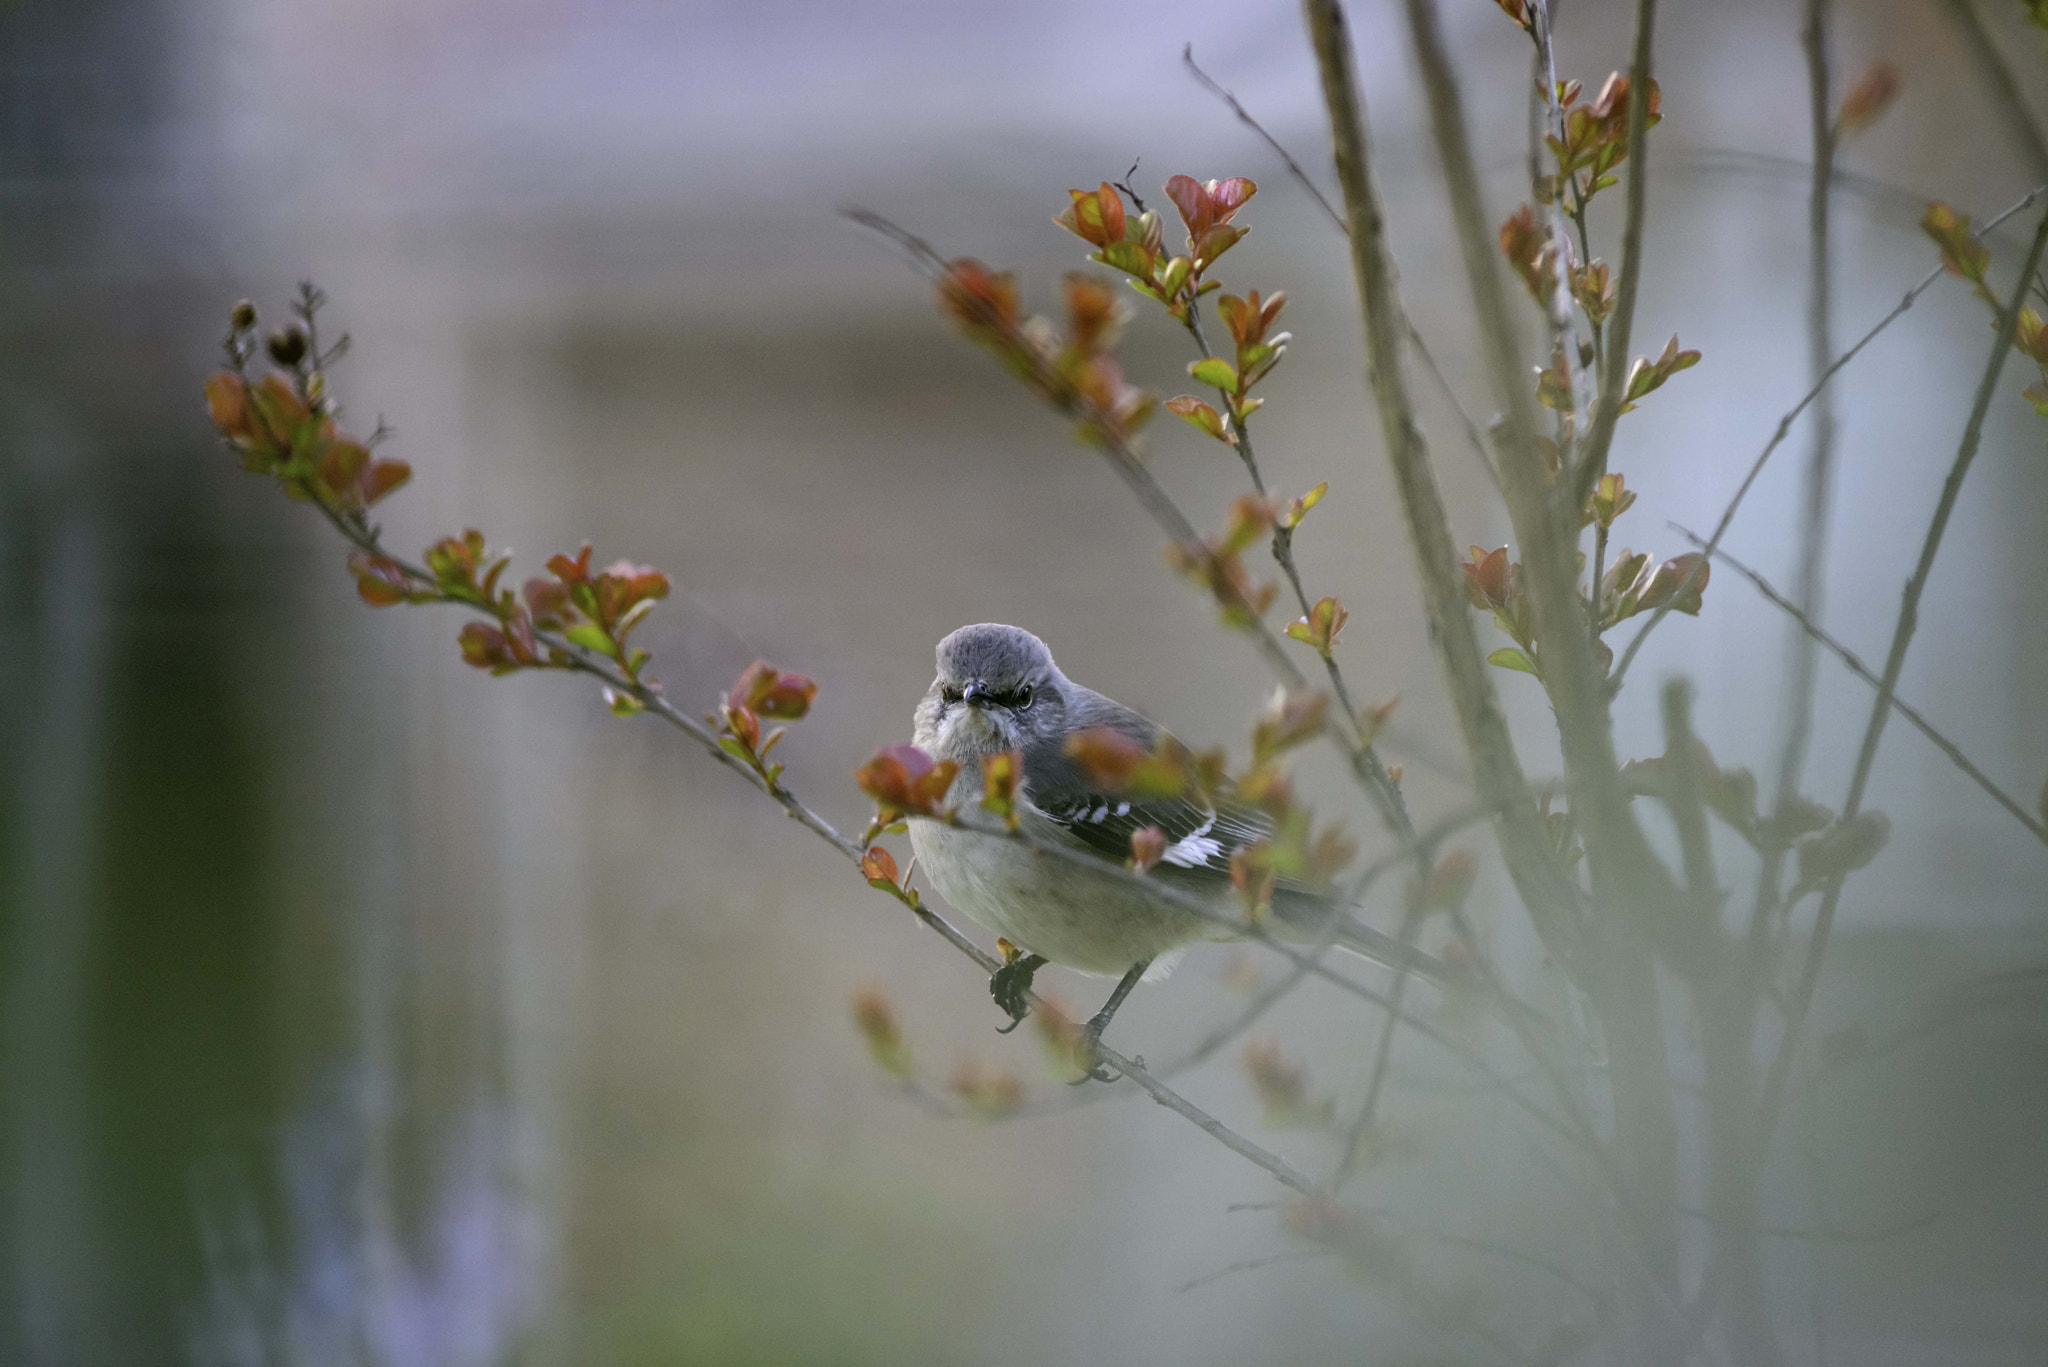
[{"x1": 1020, "y1": 690, "x2": 1271, "y2": 886}]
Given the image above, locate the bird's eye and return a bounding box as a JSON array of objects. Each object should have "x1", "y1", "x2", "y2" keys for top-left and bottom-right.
[
  {"x1": 941, "y1": 685, "x2": 962, "y2": 704},
  {"x1": 1013, "y1": 684, "x2": 1034, "y2": 709}
]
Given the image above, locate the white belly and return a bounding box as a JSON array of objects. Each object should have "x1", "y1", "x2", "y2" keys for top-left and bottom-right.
[{"x1": 906, "y1": 816, "x2": 1221, "y2": 977}]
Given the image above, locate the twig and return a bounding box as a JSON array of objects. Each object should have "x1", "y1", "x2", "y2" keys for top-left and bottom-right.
[
  {"x1": 1776, "y1": 0, "x2": 1839, "y2": 813},
  {"x1": 1751, "y1": 202, "x2": 2048, "y2": 1167},
  {"x1": 1606, "y1": 181, "x2": 2048, "y2": 691},
  {"x1": 304, "y1": 493, "x2": 1333, "y2": 1198},
  {"x1": 1303, "y1": 0, "x2": 1584, "y2": 964},
  {"x1": 1675, "y1": 528, "x2": 2048, "y2": 845},
  {"x1": 1568, "y1": 0, "x2": 1660, "y2": 511},
  {"x1": 1181, "y1": 302, "x2": 1413, "y2": 835},
  {"x1": 1176, "y1": 1249, "x2": 1330, "y2": 1293},
  {"x1": 1181, "y1": 43, "x2": 1499, "y2": 490},
  {"x1": 1396, "y1": 0, "x2": 1675, "y2": 918},
  {"x1": 1528, "y1": 1, "x2": 1600, "y2": 443},
  {"x1": 1330, "y1": 898, "x2": 1427, "y2": 1189},
  {"x1": 1675, "y1": 1205, "x2": 1937, "y2": 1246},
  {"x1": 1941, "y1": 0, "x2": 2048, "y2": 180},
  {"x1": 1164, "y1": 802, "x2": 1485, "y2": 1078},
  {"x1": 844, "y1": 207, "x2": 1334, "y2": 720}
]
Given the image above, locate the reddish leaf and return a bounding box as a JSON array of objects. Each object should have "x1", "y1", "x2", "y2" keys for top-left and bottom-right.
[{"x1": 1129, "y1": 825, "x2": 1167, "y2": 874}]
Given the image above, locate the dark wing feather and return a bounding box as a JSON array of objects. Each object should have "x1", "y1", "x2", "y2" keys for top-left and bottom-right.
[
  {"x1": 1020, "y1": 696, "x2": 1271, "y2": 887},
  {"x1": 1037, "y1": 787, "x2": 1274, "y2": 884}
]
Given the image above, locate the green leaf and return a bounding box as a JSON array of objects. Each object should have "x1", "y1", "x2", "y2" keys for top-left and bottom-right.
[
  {"x1": 565, "y1": 623, "x2": 618, "y2": 657},
  {"x1": 604, "y1": 687, "x2": 644, "y2": 716},
  {"x1": 1189, "y1": 357, "x2": 1238, "y2": 391},
  {"x1": 1488, "y1": 647, "x2": 1538, "y2": 675},
  {"x1": 1097, "y1": 240, "x2": 1152, "y2": 276}
]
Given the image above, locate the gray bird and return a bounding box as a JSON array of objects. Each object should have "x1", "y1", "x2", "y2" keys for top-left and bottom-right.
[{"x1": 908, "y1": 622, "x2": 1445, "y2": 1079}]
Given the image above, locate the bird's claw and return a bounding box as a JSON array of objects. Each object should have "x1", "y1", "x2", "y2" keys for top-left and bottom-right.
[
  {"x1": 1066, "y1": 1017, "x2": 1123, "y2": 1086},
  {"x1": 989, "y1": 954, "x2": 1047, "y2": 1032}
]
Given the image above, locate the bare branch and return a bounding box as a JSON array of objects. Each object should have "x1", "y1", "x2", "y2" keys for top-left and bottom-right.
[
  {"x1": 1751, "y1": 202, "x2": 2048, "y2": 1167},
  {"x1": 1607, "y1": 182, "x2": 2048, "y2": 690},
  {"x1": 1940, "y1": 0, "x2": 2048, "y2": 180},
  {"x1": 1676, "y1": 528, "x2": 2048, "y2": 847},
  {"x1": 1176, "y1": 1249, "x2": 1329, "y2": 1294},
  {"x1": 1775, "y1": 0, "x2": 1839, "y2": 813}
]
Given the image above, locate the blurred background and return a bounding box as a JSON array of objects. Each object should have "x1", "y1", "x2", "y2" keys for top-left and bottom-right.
[{"x1": 3, "y1": 0, "x2": 2046, "y2": 1362}]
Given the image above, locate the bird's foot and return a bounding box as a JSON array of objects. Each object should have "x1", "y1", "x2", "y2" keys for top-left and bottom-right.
[
  {"x1": 1066, "y1": 1014, "x2": 1123, "y2": 1086},
  {"x1": 988, "y1": 953, "x2": 1048, "y2": 1033}
]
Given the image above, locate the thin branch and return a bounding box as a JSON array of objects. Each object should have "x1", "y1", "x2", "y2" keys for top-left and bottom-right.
[
  {"x1": 1941, "y1": 0, "x2": 2048, "y2": 180},
  {"x1": 1303, "y1": 0, "x2": 1585, "y2": 965},
  {"x1": 1165, "y1": 801, "x2": 1487, "y2": 1077},
  {"x1": 1675, "y1": 527, "x2": 2048, "y2": 846},
  {"x1": 1675, "y1": 1205, "x2": 1938, "y2": 1246},
  {"x1": 1607, "y1": 181, "x2": 2048, "y2": 691},
  {"x1": 1397, "y1": 0, "x2": 1677, "y2": 921},
  {"x1": 1751, "y1": 202, "x2": 2048, "y2": 1166},
  {"x1": 1659, "y1": 681, "x2": 1717, "y2": 906},
  {"x1": 1176, "y1": 1249, "x2": 1330, "y2": 1293},
  {"x1": 1528, "y1": 1, "x2": 1600, "y2": 442},
  {"x1": 1331, "y1": 898, "x2": 1427, "y2": 1189},
  {"x1": 1775, "y1": 0, "x2": 1839, "y2": 814},
  {"x1": 1181, "y1": 43, "x2": 1499, "y2": 490},
  {"x1": 1182, "y1": 303, "x2": 1413, "y2": 835},
  {"x1": 306, "y1": 495, "x2": 1331, "y2": 1198},
  {"x1": 1568, "y1": 0, "x2": 1660, "y2": 510}
]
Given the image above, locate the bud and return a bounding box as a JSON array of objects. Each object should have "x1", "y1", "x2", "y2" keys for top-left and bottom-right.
[
  {"x1": 230, "y1": 299, "x2": 258, "y2": 332},
  {"x1": 267, "y1": 327, "x2": 308, "y2": 366}
]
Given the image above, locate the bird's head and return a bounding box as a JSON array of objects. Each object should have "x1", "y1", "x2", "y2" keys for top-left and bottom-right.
[{"x1": 919, "y1": 622, "x2": 1066, "y2": 759}]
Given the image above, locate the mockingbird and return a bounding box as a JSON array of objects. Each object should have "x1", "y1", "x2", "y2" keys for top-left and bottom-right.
[{"x1": 908, "y1": 622, "x2": 1445, "y2": 1080}]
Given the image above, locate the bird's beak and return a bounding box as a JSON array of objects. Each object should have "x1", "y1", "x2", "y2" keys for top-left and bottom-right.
[{"x1": 960, "y1": 680, "x2": 992, "y2": 709}]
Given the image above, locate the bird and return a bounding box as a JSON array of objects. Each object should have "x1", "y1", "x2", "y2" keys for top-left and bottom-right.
[{"x1": 907, "y1": 622, "x2": 1446, "y2": 1080}]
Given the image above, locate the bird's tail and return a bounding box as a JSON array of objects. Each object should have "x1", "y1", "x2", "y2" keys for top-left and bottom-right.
[{"x1": 1267, "y1": 890, "x2": 1453, "y2": 987}]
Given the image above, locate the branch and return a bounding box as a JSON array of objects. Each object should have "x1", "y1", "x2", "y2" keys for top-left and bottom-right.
[
  {"x1": 1395, "y1": 0, "x2": 1677, "y2": 928},
  {"x1": 1676, "y1": 528, "x2": 2048, "y2": 847},
  {"x1": 1181, "y1": 304, "x2": 1413, "y2": 836},
  {"x1": 1607, "y1": 181, "x2": 2048, "y2": 690},
  {"x1": 1941, "y1": 0, "x2": 2048, "y2": 180},
  {"x1": 1569, "y1": 0, "x2": 1661, "y2": 510},
  {"x1": 1181, "y1": 44, "x2": 1500, "y2": 492},
  {"x1": 296, "y1": 460, "x2": 1335, "y2": 1198},
  {"x1": 844, "y1": 205, "x2": 1430, "y2": 835},
  {"x1": 1775, "y1": 0, "x2": 1839, "y2": 812},
  {"x1": 1303, "y1": 0, "x2": 1585, "y2": 964},
  {"x1": 1528, "y1": 1, "x2": 1600, "y2": 441},
  {"x1": 1751, "y1": 201, "x2": 2048, "y2": 1165}
]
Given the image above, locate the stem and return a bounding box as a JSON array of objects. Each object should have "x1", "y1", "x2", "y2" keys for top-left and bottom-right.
[
  {"x1": 1183, "y1": 303, "x2": 1414, "y2": 837},
  {"x1": 1182, "y1": 43, "x2": 1502, "y2": 492},
  {"x1": 1775, "y1": 0, "x2": 1839, "y2": 819},
  {"x1": 1679, "y1": 528, "x2": 2048, "y2": 846},
  {"x1": 1750, "y1": 202, "x2": 2048, "y2": 1171},
  {"x1": 1607, "y1": 181, "x2": 2048, "y2": 691},
  {"x1": 1941, "y1": 0, "x2": 2048, "y2": 180},
  {"x1": 1303, "y1": 0, "x2": 1583, "y2": 961},
  {"x1": 1569, "y1": 0, "x2": 1660, "y2": 513}
]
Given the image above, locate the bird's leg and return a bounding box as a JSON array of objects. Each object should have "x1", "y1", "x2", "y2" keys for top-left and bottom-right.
[
  {"x1": 989, "y1": 953, "x2": 1048, "y2": 1033},
  {"x1": 1070, "y1": 958, "x2": 1150, "y2": 1085}
]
